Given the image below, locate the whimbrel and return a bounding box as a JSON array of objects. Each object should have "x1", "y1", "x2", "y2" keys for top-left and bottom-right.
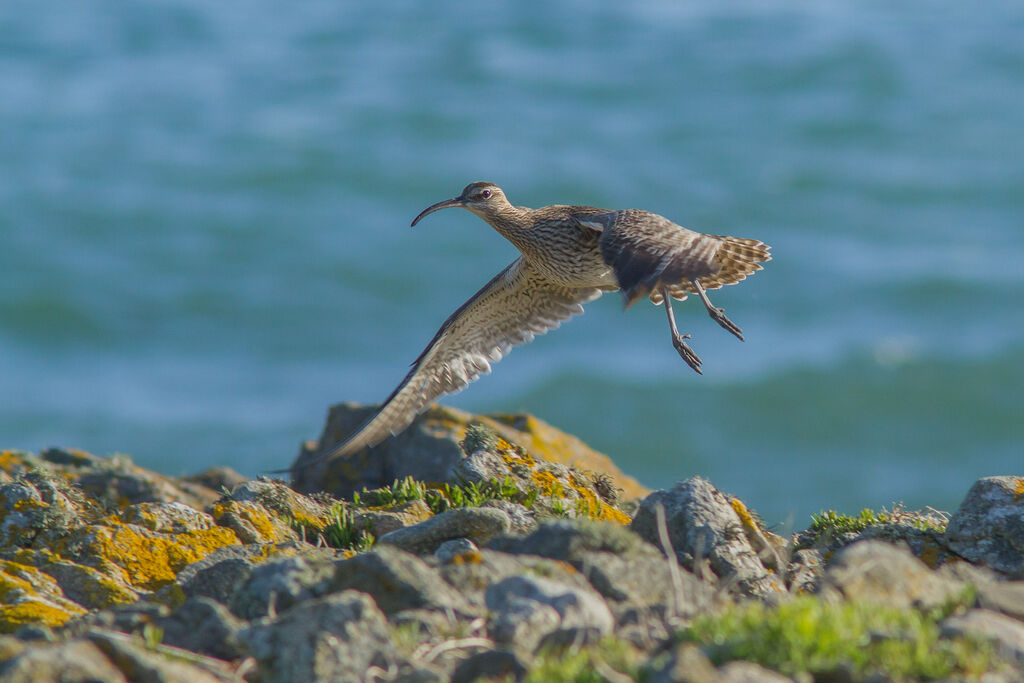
[{"x1": 329, "y1": 182, "x2": 770, "y2": 460}]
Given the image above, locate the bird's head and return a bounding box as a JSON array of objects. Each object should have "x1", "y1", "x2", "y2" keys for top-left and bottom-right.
[{"x1": 411, "y1": 182, "x2": 511, "y2": 226}]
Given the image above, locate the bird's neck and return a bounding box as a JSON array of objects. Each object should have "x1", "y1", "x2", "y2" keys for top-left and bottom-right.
[{"x1": 478, "y1": 205, "x2": 539, "y2": 251}]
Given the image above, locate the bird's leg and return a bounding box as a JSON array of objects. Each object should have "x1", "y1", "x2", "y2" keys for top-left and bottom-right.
[
  {"x1": 663, "y1": 287, "x2": 702, "y2": 374},
  {"x1": 692, "y1": 279, "x2": 744, "y2": 341}
]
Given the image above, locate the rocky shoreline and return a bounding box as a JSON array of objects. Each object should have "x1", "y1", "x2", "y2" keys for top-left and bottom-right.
[{"x1": 0, "y1": 405, "x2": 1022, "y2": 682}]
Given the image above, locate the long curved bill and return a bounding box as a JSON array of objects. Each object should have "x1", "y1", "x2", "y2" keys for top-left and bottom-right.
[{"x1": 411, "y1": 197, "x2": 465, "y2": 227}]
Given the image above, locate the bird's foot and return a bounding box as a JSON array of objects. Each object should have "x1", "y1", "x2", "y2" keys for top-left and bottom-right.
[
  {"x1": 672, "y1": 333, "x2": 703, "y2": 374},
  {"x1": 708, "y1": 306, "x2": 744, "y2": 341}
]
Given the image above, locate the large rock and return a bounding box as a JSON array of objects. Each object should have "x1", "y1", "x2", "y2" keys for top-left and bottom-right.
[
  {"x1": 377, "y1": 507, "x2": 512, "y2": 555},
  {"x1": 945, "y1": 476, "x2": 1024, "y2": 579},
  {"x1": 238, "y1": 591, "x2": 393, "y2": 683},
  {"x1": 329, "y1": 546, "x2": 473, "y2": 616},
  {"x1": 0, "y1": 639, "x2": 128, "y2": 683},
  {"x1": 818, "y1": 540, "x2": 966, "y2": 611},
  {"x1": 485, "y1": 574, "x2": 613, "y2": 652},
  {"x1": 289, "y1": 403, "x2": 648, "y2": 500},
  {"x1": 630, "y1": 477, "x2": 783, "y2": 596},
  {"x1": 941, "y1": 608, "x2": 1024, "y2": 663}
]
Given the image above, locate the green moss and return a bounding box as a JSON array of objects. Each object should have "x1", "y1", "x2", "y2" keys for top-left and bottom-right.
[
  {"x1": 680, "y1": 595, "x2": 995, "y2": 680},
  {"x1": 524, "y1": 637, "x2": 643, "y2": 682}
]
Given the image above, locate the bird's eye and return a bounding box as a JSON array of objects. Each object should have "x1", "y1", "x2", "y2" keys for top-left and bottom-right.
[{"x1": 480, "y1": 189, "x2": 492, "y2": 199}]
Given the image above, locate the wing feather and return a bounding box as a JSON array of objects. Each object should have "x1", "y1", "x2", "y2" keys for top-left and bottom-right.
[{"x1": 327, "y1": 258, "x2": 602, "y2": 458}]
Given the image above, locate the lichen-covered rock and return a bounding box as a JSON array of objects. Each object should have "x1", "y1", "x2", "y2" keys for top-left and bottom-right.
[
  {"x1": 208, "y1": 499, "x2": 300, "y2": 544},
  {"x1": 330, "y1": 546, "x2": 473, "y2": 616},
  {"x1": 53, "y1": 521, "x2": 239, "y2": 592},
  {"x1": 630, "y1": 477, "x2": 784, "y2": 596},
  {"x1": 173, "y1": 543, "x2": 269, "y2": 604},
  {"x1": 0, "y1": 472, "x2": 87, "y2": 547},
  {"x1": 0, "y1": 559, "x2": 88, "y2": 634},
  {"x1": 354, "y1": 499, "x2": 434, "y2": 538},
  {"x1": 5, "y1": 550, "x2": 139, "y2": 610},
  {"x1": 119, "y1": 502, "x2": 216, "y2": 534},
  {"x1": 485, "y1": 574, "x2": 614, "y2": 652},
  {"x1": 238, "y1": 591, "x2": 393, "y2": 683},
  {"x1": 819, "y1": 540, "x2": 967, "y2": 611},
  {"x1": 377, "y1": 507, "x2": 512, "y2": 555},
  {"x1": 945, "y1": 476, "x2": 1024, "y2": 579},
  {"x1": 289, "y1": 402, "x2": 647, "y2": 501},
  {"x1": 435, "y1": 538, "x2": 478, "y2": 564}
]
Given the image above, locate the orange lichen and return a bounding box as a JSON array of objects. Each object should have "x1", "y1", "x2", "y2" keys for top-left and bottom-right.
[
  {"x1": 449, "y1": 550, "x2": 484, "y2": 565},
  {"x1": 1013, "y1": 477, "x2": 1024, "y2": 501},
  {"x1": 531, "y1": 470, "x2": 565, "y2": 497},
  {"x1": 730, "y1": 498, "x2": 757, "y2": 531}
]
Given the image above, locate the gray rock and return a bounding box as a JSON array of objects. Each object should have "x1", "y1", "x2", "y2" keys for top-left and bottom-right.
[
  {"x1": 488, "y1": 518, "x2": 652, "y2": 562},
  {"x1": 173, "y1": 543, "x2": 267, "y2": 603},
  {"x1": 718, "y1": 660, "x2": 793, "y2": 682},
  {"x1": 435, "y1": 538, "x2": 479, "y2": 563},
  {"x1": 450, "y1": 447, "x2": 509, "y2": 485},
  {"x1": 646, "y1": 642, "x2": 721, "y2": 683},
  {"x1": 377, "y1": 507, "x2": 512, "y2": 555},
  {"x1": 819, "y1": 540, "x2": 966, "y2": 611},
  {"x1": 0, "y1": 473, "x2": 83, "y2": 547},
  {"x1": 483, "y1": 499, "x2": 537, "y2": 534},
  {"x1": 120, "y1": 501, "x2": 215, "y2": 533},
  {"x1": 155, "y1": 596, "x2": 247, "y2": 661},
  {"x1": 86, "y1": 629, "x2": 230, "y2": 683},
  {"x1": 0, "y1": 639, "x2": 128, "y2": 683},
  {"x1": 976, "y1": 581, "x2": 1024, "y2": 622},
  {"x1": 330, "y1": 546, "x2": 473, "y2": 616},
  {"x1": 941, "y1": 608, "x2": 1024, "y2": 662},
  {"x1": 239, "y1": 591, "x2": 393, "y2": 683},
  {"x1": 630, "y1": 477, "x2": 783, "y2": 596},
  {"x1": 945, "y1": 476, "x2": 1024, "y2": 579},
  {"x1": 485, "y1": 574, "x2": 613, "y2": 652},
  {"x1": 229, "y1": 554, "x2": 335, "y2": 619},
  {"x1": 438, "y1": 549, "x2": 597, "y2": 611},
  {"x1": 451, "y1": 648, "x2": 530, "y2": 683},
  {"x1": 578, "y1": 549, "x2": 714, "y2": 616},
  {"x1": 354, "y1": 499, "x2": 433, "y2": 538}
]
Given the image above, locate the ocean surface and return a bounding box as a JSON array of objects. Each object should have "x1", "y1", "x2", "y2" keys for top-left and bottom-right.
[{"x1": 2, "y1": 1, "x2": 1022, "y2": 526}]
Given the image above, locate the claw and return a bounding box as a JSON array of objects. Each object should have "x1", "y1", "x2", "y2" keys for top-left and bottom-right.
[
  {"x1": 672, "y1": 334, "x2": 703, "y2": 374},
  {"x1": 694, "y1": 280, "x2": 744, "y2": 341}
]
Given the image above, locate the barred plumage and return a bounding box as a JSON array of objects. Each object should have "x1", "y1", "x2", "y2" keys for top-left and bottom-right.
[{"x1": 313, "y1": 181, "x2": 771, "y2": 465}]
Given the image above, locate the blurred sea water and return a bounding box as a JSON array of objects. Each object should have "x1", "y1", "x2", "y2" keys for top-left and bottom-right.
[{"x1": 1, "y1": 0, "x2": 1022, "y2": 524}]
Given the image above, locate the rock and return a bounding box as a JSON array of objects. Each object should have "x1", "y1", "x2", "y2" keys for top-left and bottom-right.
[
  {"x1": 485, "y1": 574, "x2": 613, "y2": 652},
  {"x1": 451, "y1": 648, "x2": 530, "y2": 683},
  {"x1": 4, "y1": 550, "x2": 139, "y2": 610},
  {"x1": 489, "y1": 518, "x2": 651, "y2": 561},
  {"x1": 155, "y1": 596, "x2": 247, "y2": 661},
  {"x1": 819, "y1": 540, "x2": 966, "y2": 611},
  {"x1": 173, "y1": 543, "x2": 267, "y2": 604},
  {"x1": 0, "y1": 638, "x2": 128, "y2": 682},
  {"x1": 354, "y1": 499, "x2": 434, "y2": 538},
  {"x1": 289, "y1": 403, "x2": 647, "y2": 501},
  {"x1": 181, "y1": 467, "x2": 248, "y2": 493},
  {"x1": 483, "y1": 500, "x2": 536, "y2": 534},
  {"x1": 225, "y1": 478, "x2": 330, "y2": 530},
  {"x1": 229, "y1": 554, "x2": 335, "y2": 619},
  {"x1": 86, "y1": 628, "x2": 231, "y2": 683},
  {"x1": 434, "y1": 538, "x2": 479, "y2": 564},
  {"x1": 0, "y1": 559, "x2": 87, "y2": 634},
  {"x1": 330, "y1": 546, "x2": 473, "y2": 616},
  {"x1": 646, "y1": 642, "x2": 721, "y2": 683},
  {"x1": 238, "y1": 591, "x2": 393, "y2": 683},
  {"x1": 0, "y1": 471, "x2": 84, "y2": 547},
  {"x1": 377, "y1": 507, "x2": 512, "y2": 555},
  {"x1": 976, "y1": 581, "x2": 1024, "y2": 622},
  {"x1": 941, "y1": 608, "x2": 1024, "y2": 662},
  {"x1": 437, "y1": 549, "x2": 596, "y2": 612},
  {"x1": 718, "y1": 660, "x2": 793, "y2": 682},
  {"x1": 630, "y1": 477, "x2": 784, "y2": 596},
  {"x1": 208, "y1": 499, "x2": 300, "y2": 544},
  {"x1": 120, "y1": 501, "x2": 216, "y2": 534},
  {"x1": 945, "y1": 476, "x2": 1024, "y2": 579}
]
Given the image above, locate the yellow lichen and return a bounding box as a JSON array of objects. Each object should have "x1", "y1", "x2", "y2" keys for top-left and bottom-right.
[
  {"x1": 0, "y1": 600, "x2": 83, "y2": 633},
  {"x1": 449, "y1": 550, "x2": 484, "y2": 565},
  {"x1": 0, "y1": 450, "x2": 27, "y2": 473},
  {"x1": 531, "y1": 470, "x2": 565, "y2": 497},
  {"x1": 75, "y1": 524, "x2": 239, "y2": 590},
  {"x1": 730, "y1": 498, "x2": 758, "y2": 531},
  {"x1": 1013, "y1": 477, "x2": 1024, "y2": 501}
]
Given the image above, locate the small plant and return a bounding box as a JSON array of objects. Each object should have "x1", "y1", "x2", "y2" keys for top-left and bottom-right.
[
  {"x1": 679, "y1": 595, "x2": 995, "y2": 680},
  {"x1": 424, "y1": 476, "x2": 537, "y2": 514},
  {"x1": 549, "y1": 499, "x2": 569, "y2": 518},
  {"x1": 525, "y1": 637, "x2": 643, "y2": 682},
  {"x1": 460, "y1": 423, "x2": 500, "y2": 455},
  {"x1": 326, "y1": 503, "x2": 375, "y2": 551}
]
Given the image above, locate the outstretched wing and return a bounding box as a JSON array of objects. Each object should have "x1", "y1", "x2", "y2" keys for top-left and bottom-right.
[
  {"x1": 328, "y1": 258, "x2": 603, "y2": 459},
  {"x1": 598, "y1": 210, "x2": 770, "y2": 307}
]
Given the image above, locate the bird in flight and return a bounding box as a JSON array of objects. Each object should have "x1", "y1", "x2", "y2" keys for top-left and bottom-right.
[{"x1": 327, "y1": 182, "x2": 770, "y2": 461}]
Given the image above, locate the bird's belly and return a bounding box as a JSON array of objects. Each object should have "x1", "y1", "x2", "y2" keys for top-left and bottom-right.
[{"x1": 529, "y1": 251, "x2": 618, "y2": 289}]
